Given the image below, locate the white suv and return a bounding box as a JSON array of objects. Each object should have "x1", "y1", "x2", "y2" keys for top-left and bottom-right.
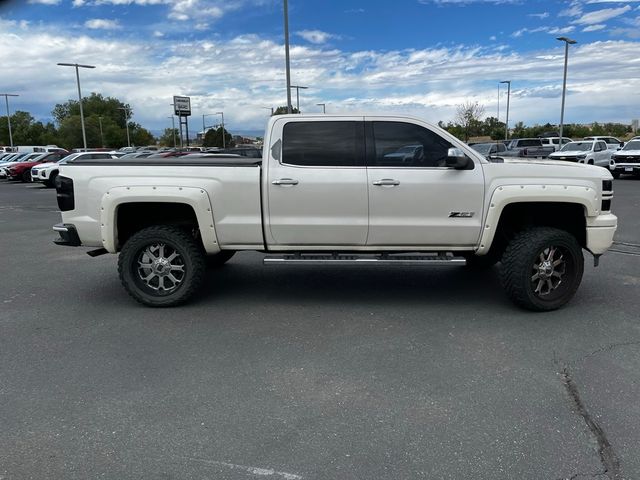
[
  {"x1": 584, "y1": 136, "x2": 623, "y2": 150},
  {"x1": 548, "y1": 140, "x2": 612, "y2": 167},
  {"x1": 32, "y1": 151, "x2": 118, "y2": 187}
]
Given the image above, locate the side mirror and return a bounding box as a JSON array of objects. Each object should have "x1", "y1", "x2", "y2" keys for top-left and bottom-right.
[{"x1": 446, "y1": 148, "x2": 474, "y2": 170}]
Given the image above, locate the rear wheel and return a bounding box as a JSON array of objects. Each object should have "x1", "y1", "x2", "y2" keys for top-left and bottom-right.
[
  {"x1": 500, "y1": 227, "x2": 584, "y2": 311},
  {"x1": 45, "y1": 171, "x2": 58, "y2": 188},
  {"x1": 118, "y1": 225, "x2": 206, "y2": 307}
]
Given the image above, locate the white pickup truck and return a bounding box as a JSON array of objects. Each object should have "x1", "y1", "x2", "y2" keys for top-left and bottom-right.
[{"x1": 53, "y1": 115, "x2": 617, "y2": 311}]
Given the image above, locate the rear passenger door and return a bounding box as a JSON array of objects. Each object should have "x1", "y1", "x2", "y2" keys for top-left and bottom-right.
[
  {"x1": 365, "y1": 119, "x2": 485, "y2": 247},
  {"x1": 266, "y1": 118, "x2": 369, "y2": 246}
]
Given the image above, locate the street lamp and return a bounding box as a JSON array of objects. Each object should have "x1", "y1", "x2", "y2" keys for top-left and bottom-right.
[
  {"x1": 0, "y1": 93, "x2": 19, "y2": 149},
  {"x1": 289, "y1": 85, "x2": 308, "y2": 113},
  {"x1": 168, "y1": 116, "x2": 177, "y2": 148},
  {"x1": 57, "y1": 62, "x2": 95, "y2": 150},
  {"x1": 557, "y1": 36, "x2": 577, "y2": 145},
  {"x1": 215, "y1": 111, "x2": 225, "y2": 148},
  {"x1": 118, "y1": 106, "x2": 131, "y2": 148},
  {"x1": 316, "y1": 103, "x2": 326, "y2": 114},
  {"x1": 500, "y1": 80, "x2": 511, "y2": 141},
  {"x1": 283, "y1": 0, "x2": 293, "y2": 114},
  {"x1": 202, "y1": 113, "x2": 218, "y2": 144},
  {"x1": 98, "y1": 115, "x2": 104, "y2": 148}
]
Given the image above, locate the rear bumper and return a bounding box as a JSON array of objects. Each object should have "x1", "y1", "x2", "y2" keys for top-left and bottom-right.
[
  {"x1": 53, "y1": 223, "x2": 81, "y2": 247},
  {"x1": 586, "y1": 214, "x2": 617, "y2": 255}
]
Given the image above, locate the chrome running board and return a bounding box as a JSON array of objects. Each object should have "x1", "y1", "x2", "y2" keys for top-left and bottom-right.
[{"x1": 263, "y1": 252, "x2": 466, "y2": 266}]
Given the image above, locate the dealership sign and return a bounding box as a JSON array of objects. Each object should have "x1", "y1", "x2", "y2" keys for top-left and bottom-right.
[{"x1": 173, "y1": 96, "x2": 191, "y2": 116}]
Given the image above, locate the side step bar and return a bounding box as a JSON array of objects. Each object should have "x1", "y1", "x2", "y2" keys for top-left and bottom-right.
[{"x1": 263, "y1": 252, "x2": 466, "y2": 266}]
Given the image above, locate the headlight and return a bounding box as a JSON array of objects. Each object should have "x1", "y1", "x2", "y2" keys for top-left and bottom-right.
[{"x1": 577, "y1": 154, "x2": 587, "y2": 159}]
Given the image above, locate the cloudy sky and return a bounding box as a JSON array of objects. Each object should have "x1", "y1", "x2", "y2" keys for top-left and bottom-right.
[{"x1": 0, "y1": 0, "x2": 639, "y2": 134}]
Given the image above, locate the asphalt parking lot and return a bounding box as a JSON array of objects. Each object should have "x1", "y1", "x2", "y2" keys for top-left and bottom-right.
[{"x1": 1, "y1": 179, "x2": 639, "y2": 480}]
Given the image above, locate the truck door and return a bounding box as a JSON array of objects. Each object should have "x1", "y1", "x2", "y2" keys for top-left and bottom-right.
[
  {"x1": 265, "y1": 118, "x2": 369, "y2": 246},
  {"x1": 365, "y1": 119, "x2": 485, "y2": 247}
]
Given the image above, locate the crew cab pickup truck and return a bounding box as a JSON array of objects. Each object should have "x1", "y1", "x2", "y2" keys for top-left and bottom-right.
[
  {"x1": 53, "y1": 115, "x2": 617, "y2": 311},
  {"x1": 501, "y1": 138, "x2": 555, "y2": 159}
]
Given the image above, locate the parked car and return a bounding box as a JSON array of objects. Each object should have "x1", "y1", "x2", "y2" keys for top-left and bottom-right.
[
  {"x1": 610, "y1": 140, "x2": 640, "y2": 178},
  {"x1": 382, "y1": 144, "x2": 425, "y2": 163},
  {"x1": 0, "y1": 152, "x2": 43, "y2": 178},
  {"x1": 538, "y1": 137, "x2": 573, "y2": 151},
  {"x1": 219, "y1": 147, "x2": 263, "y2": 158},
  {"x1": 53, "y1": 114, "x2": 616, "y2": 312},
  {"x1": 5, "y1": 151, "x2": 69, "y2": 182},
  {"x1": 118, "y1": 151, "x2": 156, "y2": 160},
  {"x1": 501, "y1": 138, "x2": 555, "y2": 158},
  {"x1": 32, "y1": 151, "x2": 119, "y2": 187},
  {"x1": 548, "y1": 140, "x2": 612, "y2": 167},
  {"x1": 584, "y1": 136, "x2": 623, "y2": 150},
  {"x1": 470, "y1": 142, "x2": 507, "y2": 156}
]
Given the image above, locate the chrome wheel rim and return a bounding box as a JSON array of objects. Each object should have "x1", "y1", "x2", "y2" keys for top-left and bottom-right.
[
  {"x1": 136, "y1": 243, "x2": 185, "y2": 294},
  {"x1": 531, "y1": 246, "x2": 566, "y2": 297}
]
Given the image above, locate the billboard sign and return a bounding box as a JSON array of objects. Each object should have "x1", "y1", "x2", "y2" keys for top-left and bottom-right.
[{"x1": 173, "y1": 95, "x2": 191, "y2": 116}]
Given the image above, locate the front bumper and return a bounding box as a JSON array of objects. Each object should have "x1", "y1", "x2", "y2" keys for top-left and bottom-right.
[
  {"x1": 586, "y1": 214, "x2": 617, "y2": 255},
  {"x1": 53, "y1": 223, "x2": 81, "y2": 247}
]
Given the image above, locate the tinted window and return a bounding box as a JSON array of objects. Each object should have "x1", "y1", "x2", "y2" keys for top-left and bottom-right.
[
  {"x1": 518, "y1": 139, "x2": 542, "y2": 147},
  {"x1": 372, "y1": 122, "x2": 452, "y2": 167},
  {"x1": 282, "y1": 121, "x2": 363, "y2": 166}
]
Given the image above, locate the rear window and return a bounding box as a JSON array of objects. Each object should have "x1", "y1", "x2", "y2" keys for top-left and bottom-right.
[
  {"x1": 518, "y1": 139, "x2": 542, "y2": 147},
  {"x1": 282, "y1": 121, "x2": 363, "y2": 167}
]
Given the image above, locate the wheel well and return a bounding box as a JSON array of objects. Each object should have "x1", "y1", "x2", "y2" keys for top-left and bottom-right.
[
  {"x1": 116, "y1": 202, "x2": 200, "y2": 249},
  {"x1": 492, "y1": 202, "x2": 587, "y2": 255}
]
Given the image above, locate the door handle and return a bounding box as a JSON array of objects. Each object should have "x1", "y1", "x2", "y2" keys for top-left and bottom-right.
[
  {"x1": 372, "y1": 179, "x2": 400, "y2": 186},
  {"x1": 272, "y1": 178, "x2": 299, "y2": 186}
]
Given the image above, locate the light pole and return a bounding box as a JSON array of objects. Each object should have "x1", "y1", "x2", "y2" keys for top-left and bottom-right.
[
  {"x1": 215, "y1": 111, "x2": 225, "y2": 148},
  {"x1": 316, "y1": 103, "x2": 326, "y2": 113},
  {"x1": 290, "y1": 85, "x2": 308, "y2": 113},
  {"x1": 57, "y1": 63, "x2": 95, "y2": 150},
  {"x1": 98, "y1": 115, "x2": 104, "y2": 148},
  {"x1": 557, "y1": 36, "x2": 577, "y2": 145},
  {"x1": 0, "y1": 93, "x2": 19, "y2": 149},
  {"x1": 283, "y1": 0, "x2": 293, "y2": 114},
  {"x1": 118, "y1": 106, "x2": 131, "y2": 148},
  {"x1": 202, "y1": 113, "x2": 218, "y2": 144},
  {"x1": 500, "y1": 80, "x2": 511, "y2": 141},
  {"x1": 168, "y1": 116, "x2": 177, "y2": 148}
]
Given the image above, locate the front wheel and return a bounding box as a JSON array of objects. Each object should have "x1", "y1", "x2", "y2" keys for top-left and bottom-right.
[
  {"x1": 500, "y1": 227, "x2": 584, "y2": 311},
  {"x1": 21, "y1": 170, "x2": 31, "y2": 182},
  {"x1": 118, "y1": 225, "x2": 206, "y2": 307}
]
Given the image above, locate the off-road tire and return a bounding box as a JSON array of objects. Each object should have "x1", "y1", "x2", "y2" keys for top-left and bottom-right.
[
  {"x1": 118, "y1": 225, "x2": 206, "y2": 307},
  {"x1": 206, "y1": 250, "x2": 235, "y2": 268},
  {"x1": 500, "y1": 227, "x2": 584, "y2": 311}
]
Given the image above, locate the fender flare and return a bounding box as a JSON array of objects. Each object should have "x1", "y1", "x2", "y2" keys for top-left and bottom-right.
[
  {"x1": 476, "y1": 184, "x2": 597, "y2": 255},
  {"x1": 100, "y1": 185, "x2": 220, "y2": 254}
]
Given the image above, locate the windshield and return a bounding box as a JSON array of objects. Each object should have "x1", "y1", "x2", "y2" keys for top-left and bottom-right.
[
  {"x1": 59, "y1": 153, "x2": 82, "y2": 164},
  {"x1": 560, "y1": 142, "x2": 592, "y2": 152},
  {"x1": 471, "y1": 144, "x2": 493, "y2": 154},
  {"x1": 622, "y1": 141, "x2": 640, "y2": 151}
]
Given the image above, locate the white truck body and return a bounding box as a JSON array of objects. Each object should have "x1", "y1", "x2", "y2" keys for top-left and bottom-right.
[{"x1": 54, "y1": 115, "x2": 618, "y2": 311}]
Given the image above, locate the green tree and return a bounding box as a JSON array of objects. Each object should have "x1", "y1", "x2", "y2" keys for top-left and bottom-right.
[
  {"x1": 455, "y1": 101, "x2": 485, "y2": 141},
  {"x1": 130, "y1": 123, "x2": 155, "y2": 147},
  {"x1": 158, "y1": 128, "x2": 179, "y2": 147},
  {"x1": 273, "y1": 106, "x2": 300, "y2": 115},
  {"x1": 0, "y1": 111, "x2": 60, "y2": 146},
  {"x1": 203, "y1": 127, "x2": 233, "y2": 148}
]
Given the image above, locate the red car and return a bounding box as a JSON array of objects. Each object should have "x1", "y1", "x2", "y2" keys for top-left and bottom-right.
[{"x1": 6, "y1": 151, "x2": 68, "y2": 182}]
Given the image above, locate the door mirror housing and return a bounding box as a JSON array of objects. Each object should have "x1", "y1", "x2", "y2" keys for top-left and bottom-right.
[{"x1": 446, "y1": 148, "x2": 474, "y2": 170}]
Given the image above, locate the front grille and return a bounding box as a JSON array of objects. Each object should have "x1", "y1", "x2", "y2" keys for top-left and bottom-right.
[
  {"x1": 614, "y1": 156, "x2": 640, "y2": 164},
  {"x1": 602, "y1": 199, "x2": 612, "y2": 211}
]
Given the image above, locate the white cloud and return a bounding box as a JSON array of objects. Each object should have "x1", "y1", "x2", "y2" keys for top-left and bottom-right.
[
  {"x1": 512, "y1": 25, "x2": 575, "y2": 38},
  {"x1": 573, "y1": 5, "x2": 632, "y2": 24},
  {"x1": 296, "y1": 30, "x2": 341, "y2": 44},
  {"x1": 560, "y1": 2, "x2": 583, "y2": 17},
  {"x1": 529, "y1": 12, "x2": 550, "y2": 19},
  {"x1": 1, "y1": 19, "x2": 640, "y2": 130},
  {"x1": 582, "y1": 23, "x2": 606, "y2": 31},
  {"x1": 28, "y1": 0, "x2": 61, "y2": 4},
  {"x1": 84, "y1": 18, "x2": 121, "y2": 29}
]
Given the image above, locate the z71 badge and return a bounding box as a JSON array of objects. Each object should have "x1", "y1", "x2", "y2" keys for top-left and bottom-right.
[{"x1": 449, "y1": 212, "x2": 475, "y2": 218}]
